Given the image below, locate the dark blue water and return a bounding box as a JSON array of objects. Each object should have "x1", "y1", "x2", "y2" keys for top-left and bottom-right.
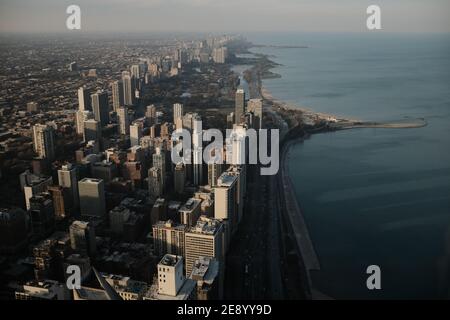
[{"x1": 248, "y1": 33, "x2": 450, "y2": 299}]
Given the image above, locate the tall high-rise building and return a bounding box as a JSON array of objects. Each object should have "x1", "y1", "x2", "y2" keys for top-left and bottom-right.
[
  {"x1": 78, "y1": 178, "x2": 105, "y2": 218},
  {"x1": 130, "y1": 123, "x2": 142, "y2": 147},
  {"x1": 69, "y1": 220, "x2": 96, "y2": 257},
  {"x1": 122, "y1": 71, "x2": 135, "y2": 106},
  {"x1": 247, "y1": 98, "x2": 263, "y2": 129},
  {"x1": 58, "y1": 163, "x2": 78, "y2": 208},
  {"x1": 111, "y1": 80, "x2": 124, "y2": 112},
  {"x1": 179, "y1": 198, "x2": 202, "y2": 227},
  {"x1": 146, "y1": 105, "x2": 157, "y2": 125},
  {"x1": 157, "y1": 254, "x2": 185, "y2": 297},
  {"x1": 214, "y1": 171, "x2": 241, "y2": 233},
  {"x1": 29, "y1": 193, "x2": 55, "y2": 238},
  {"x1": 76, "y1": 110, "x2": 93, "y2": 136},
  {"x1": 48, "y1": 186, "x2": 70, "y2": 220},
  {"x1": 208, "y1": 163, "x2": 222, "y2": 187},
  {"x1": 130, "y1": 64, "x2": 141, "y2": 79},
  {"x1": 212, "y1": 47, "x2": 228, "y2": 64},
  {"x1": 153, "y1": 148, "x2": 166, "y2": 191},
  {"x1": 117, "y1": 106, "x2": 129, "y2": 135},
  {"x1": 173, "y1": 103, "x2": 183, "y2": 123},
  {"x1": 148, "y1": 167, "x2": 163, "y2": 199},
  {"x1": 174, "y1": 163, "x2": 186, "y2": 194},
  {"x1": 32, "y1": 124, "x2": 55, "y2": 161},
  {"x1": 83, "y1": 119, "x2": 101, "y2": 143},
  {"x1": 152, "y1": 220, "x2": 187, "y2": 257},
  {"x1": 235, "y1": 88, "x2": 245, "y2": 124},
  {"x1": 21, "y1": 171, "x2": 53, "y2": 210},
  {"x1": 91, "y1": 90, "x2": 109, "y2": 127},
  {"x1": 192, "y1": 115, "x2": 203, "y2": 186},
  {"x1": 184, "y1": 216, "x2": 224, "y2": 277},
  {"x1": 78, "y1": 87, "x2": 91, "y2": 111}
]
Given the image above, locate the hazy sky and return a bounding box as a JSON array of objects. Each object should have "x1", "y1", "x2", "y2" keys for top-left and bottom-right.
[{"x1": 0, "y1": 0, "x2": 449, "y2": 33}]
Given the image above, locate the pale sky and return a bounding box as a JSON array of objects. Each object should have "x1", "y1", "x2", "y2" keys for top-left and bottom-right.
[{"x1": 0, "y1": 0, "x2": 449, "y2": 33}]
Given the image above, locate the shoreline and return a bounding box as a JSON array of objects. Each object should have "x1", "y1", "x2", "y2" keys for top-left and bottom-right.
[{"x1": 234, "y1": 47, "x2": 428, "y2": 300}]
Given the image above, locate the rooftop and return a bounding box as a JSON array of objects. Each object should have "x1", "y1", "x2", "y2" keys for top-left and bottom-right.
[{"x1": 159, "y1": 254, "x2": 183, "y2": 267}]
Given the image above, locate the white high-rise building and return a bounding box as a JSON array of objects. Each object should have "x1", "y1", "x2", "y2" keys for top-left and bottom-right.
[
  {"x1": 214, "y1": 173, "x2": 238, "y2": 222},
  {"x1": 32, "y1": 124, "x2": 55, "y2": 161},
  {"x1": 117, "y1": 107, "x2": 129, "y2": 135},
  {"x1": 78, "y1": 87, "x2": 91, "y2": 111},
  {"x1": 184, "y1": 216, "x2": 225, "y2": 277},
  {"x1": 130, "y1": 64, "x2": 140, "y2": 79},
  {"x1": 212, "y1": 47, "x2": 228, "y2": 64},
  {"x1": 173, "y1": 103, "x2": 183, "y2": 123},
  {"x1": 122, "y1": 71, "x2": 135, "y2": 106},
  {"x1": 130, "y1": 123, "x2": 142, "y2": 147},
  {"x1": 58, "y1": 164, "x2": 79, "y2": 207},
  {"x1": 157, "y1": 254, "x2": 185, "y2": 297},
  {"x1": 76, "y1": 110, "x2": 93, "y2": 136},
  {"x1": 111, "y1": 80, "x2": 124, "y2": 112},
  {"x1": 192, "y1": 115, "x2": 203, "y2": 186}
]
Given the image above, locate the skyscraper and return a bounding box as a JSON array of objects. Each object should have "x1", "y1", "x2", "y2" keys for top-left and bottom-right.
[
  {"x1": 122, "y1": 71, "x2": 135, "y2": 106},
  {"x1": 130, "y1": 64, "x2": 140, "y2": 79},
  {"x1": 91, "y1": 90, "x2": 109, "y2": 127},
  {"x1": 58, "y1": 163, "x2": 79, "y2": 208},
  {"x1": 76, "y1": 110, "x2": 93, "y2": 136},
  {"x1": 83, "y1": 119, "x2": 101, "y2": 143},
  {"x1": 192, "y1": 115, "x2": 203, "y2": 186},
  {"x1": 78, "y1": 178, "x2": 105, "y2": 218},
  {"x1": 174, "y1": 163, "x2": 186, "y2": 194},
  {"x1": 69, "y1": 220, "x2": 96, "y2": 257},
  {"x1": 78, "y1": 86, "x2": 91, "y2": 111},
  {"x1": 235, "y1": 88, "x2": 245, "y2": 124},
  {"x1": 173, "y1": 103, "x2": 183, "y2": 123},
  {"x1": 208, "y1": 163, "x2": 222, "y2": 187},
  {"x1": 153, "y1": 148, "x2": 166, "y2": 191},
  {"x1": 146, "y1": 105, "x2": 157, "y2": 125},
  {"x1": 179, "y1": 198, "x2": 202, "y2": 227},
  {"x1": 152, "y1": 220, "x2": 186, "y2": 257},
  {"x1": 29, "y1": 193, "x2": 55, "y2": 238},
  {"x1": 111, "y1": 80, "x2": 124, "y2": 112},
  {"x1": 214, "y1": 172, "x2": 239, "y2": 232},
  {"x1": 130, "y1": 123, "x2": 142, "y2": 147},
  {"x1": 157, "y1": 254, "x2": 185, "y2": 297},
  {"x1": 32, "y1": 124, "x2": 55, "y2": 161},
  {"x1": 184, "y1": 216, "x2": 224, "y2": 277},
  {"x1": 148, "y1": 167, "x2": 163, "y2": 199},
  {"x1": 212, "y1": 47, "x2": 228, "y2": 64},
  {"x1": 117, "y1": 106, "x2": 129, "y2": 135},
  {"x1": 247, "y1": 98, "x2": 263, "y2": 129}
]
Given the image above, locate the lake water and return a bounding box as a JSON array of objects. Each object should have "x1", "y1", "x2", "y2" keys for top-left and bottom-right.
[{"x1": 248, "y1": 32, "x2": 450, "y2": 299}]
